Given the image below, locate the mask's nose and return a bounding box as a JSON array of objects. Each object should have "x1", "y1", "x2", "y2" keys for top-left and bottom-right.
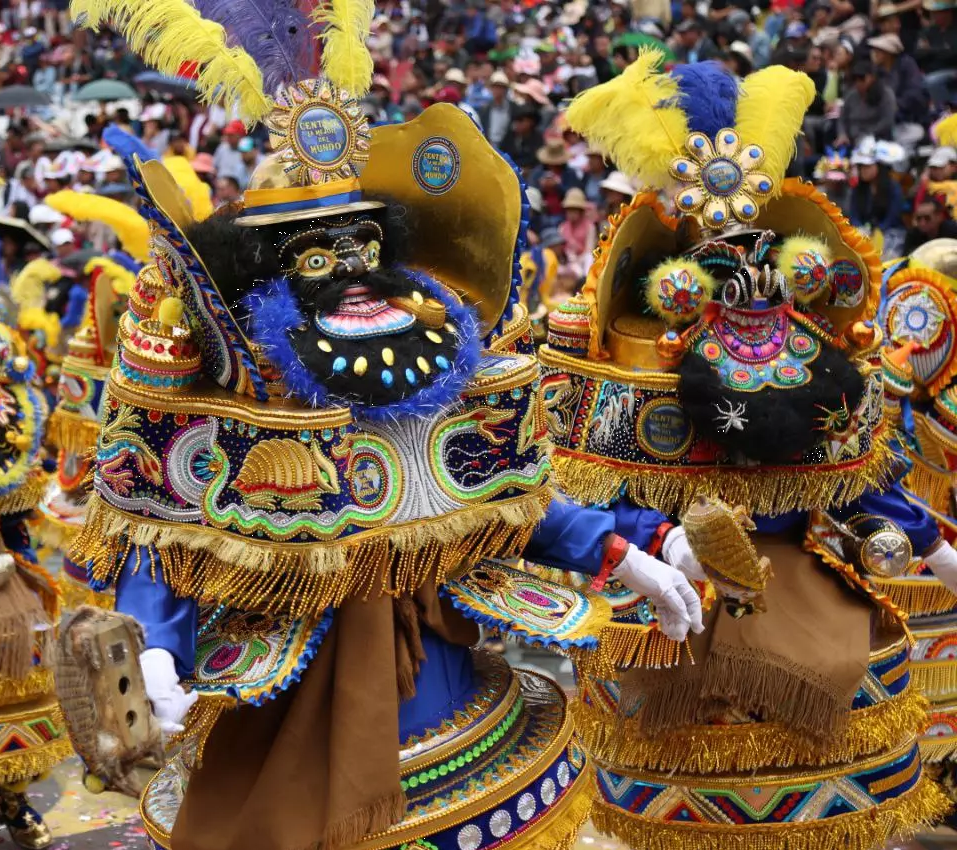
[{"x1": 332, "y1": 254, "x2": 366, "y2": 279}]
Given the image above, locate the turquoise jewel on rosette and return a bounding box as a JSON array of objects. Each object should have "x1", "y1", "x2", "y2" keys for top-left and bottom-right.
[{"x1": 669, "y1": 129, "x2": 774, "y2": 230}]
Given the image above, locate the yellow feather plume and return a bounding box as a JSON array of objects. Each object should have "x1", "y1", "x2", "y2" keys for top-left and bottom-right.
[
  {"x1": 566, "y1": 49, "x2": 687, "y2": 190},
  {"x1": 313, "y1": 0, "x2": 375, "y2": 97},
  {"x1": 162, "y1": 156, "x2": 214, "y2": 221},
  {"x1": 84, "y1": 258, "x2": 136, "y2": 296},
  {"x1": 11, "y1": 259, "x2": 61, "y2": 311},
  {"x1": 70, "y1": 0, "x2": 271, "y2": 124},
  {"x1": 18, "y1": 307, "x2": 61, "y2": 349},
  {"x1": 44, "y1": 190, "x2": 150, "y2": 262},
  {"x1": 735, "y1": 67, "x2": 815, "y2": 196},
  {"x1": 936, "y1": 114, "x2": 957, "y2": 150}
]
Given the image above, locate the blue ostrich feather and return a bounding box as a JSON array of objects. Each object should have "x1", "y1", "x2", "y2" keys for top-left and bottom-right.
[
  {"x1": 192, "y1": 0, "x2": 312, "y2": 95},
  {"x1": 62, "y1": 283, "x2": 89, "y2": 329},
  {"x1": 672, "y1": 62, "x2": 739, "y2": 139},
  {"x1": 107, "y1": 250, "x2": 144, "y2": 275},
  {"x1": 103, "y1": 124, "x2": 157, "y2": 164}
]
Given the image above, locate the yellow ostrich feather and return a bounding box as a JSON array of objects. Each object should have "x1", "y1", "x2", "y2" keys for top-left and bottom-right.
[
  {"x1": 44, "y1": 190, "x2": 150, "y2": 262},
  {"x1": 162, "y1": 156, "x2": 214, "y2": 221},
  {"x1": 84, "y1": 258, "x2": 136, "y2": 296},
  {"x1": 313, "y1": 0, "x2": 375, "y2": 97},
  {"x1": 70, "y1": 0, "x2": 271, "y2": 124},
  {"x1": 936, "y1": 114, "x2": 957, "y2": 150},
  {"x1": 18, "y1": 307, "x2": 61, "y2": 349},
  {"x1": 735, "y1": 67, "x2": 815, "y2": 196},
  {"x1": 11, "y1": 259, "x2": 61, "y2": 311},
  {"x1": 566, "y1": 49, "x2": 687, "y2": 190}
]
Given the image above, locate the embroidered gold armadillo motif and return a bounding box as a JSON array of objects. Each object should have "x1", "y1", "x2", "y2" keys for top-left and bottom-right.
[{"x1": 232, "y1": 439, "x2": 341, "y2": 510}]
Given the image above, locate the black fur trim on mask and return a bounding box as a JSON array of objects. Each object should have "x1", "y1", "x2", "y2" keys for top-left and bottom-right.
[
  {"x1": 184, "y1": 212, "x2": 278, "y2": 318},
  {"x1": 678, "y1": 343, "x2": 865, "y2": 464},
  {"x1": 290, "y1": 267, "x2": 459, "y2": 406}
]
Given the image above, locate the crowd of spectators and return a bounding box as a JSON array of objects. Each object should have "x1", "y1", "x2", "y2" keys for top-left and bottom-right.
[{"x1": 1, "y1": 0, "x2": 956, "y2": 304}]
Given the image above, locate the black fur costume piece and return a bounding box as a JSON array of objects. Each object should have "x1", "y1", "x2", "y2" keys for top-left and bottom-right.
[
  {"x1": 678, "y1": 343, "x2": 865, "y2": 464},
  {"x1": 184, "y1": 204, "x2": 463, "y2": 407}
]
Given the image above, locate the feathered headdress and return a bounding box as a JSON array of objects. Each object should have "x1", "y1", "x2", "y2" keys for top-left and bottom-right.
[
  {"x1": 70, "y1": 0, "x2": 375, "y2": 123},
  {"x1": 11, "y1": 259, "x2": 61, "y2": 312},
  {"x1": 567, "y1": 51, "x2": 814, "y2": 229},
  {"x1": 44, "y1": 190, "x2": 151, "y2": 261}
]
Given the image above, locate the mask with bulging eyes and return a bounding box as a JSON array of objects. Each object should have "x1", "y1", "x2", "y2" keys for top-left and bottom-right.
[{"x1": 251, "y1": 212, "x2": 472, "y2": 410}]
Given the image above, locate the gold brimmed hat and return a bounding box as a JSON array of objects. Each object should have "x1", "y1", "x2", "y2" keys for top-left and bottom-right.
[{"x1": 237, "y1": 79, "x2": 384, "y2": 227}]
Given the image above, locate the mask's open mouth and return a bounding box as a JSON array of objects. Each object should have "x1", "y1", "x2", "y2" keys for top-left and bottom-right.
[{"x1": 245, "y1": 270, "x2": 482, "y2": 422}]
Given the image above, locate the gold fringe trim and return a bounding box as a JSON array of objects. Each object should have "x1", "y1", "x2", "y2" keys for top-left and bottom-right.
[
  {"x1": 0, "y1": 471, "x2": 47, "y2": 517},
  {"x1": 30, "y1": 512, "x2": 80, "y2": 553},
  {"x1": 903, "y1": 450, "x2": 953, "y2": 516},
  {"x1": 0, "y1": 736, "x2": 72, "y2": 787},
  {"x1": 74, "y1": 492, "x2": 550, "y2": 617},
  {"x1": 920, "y1": 735, "x2": 957, "y2": 763},
  {"x1": 171, "y1": 695, "x2": 228, "y2": 767},
  {"x1": 912, "y1": 660, "x2": 957, "y2": 701},
  {"x1": 58, "y1": 571, "x2": 113, "y2": 612},
  {"x1": 873, "y1": 576, "x2": 957, "y2": 617},
  {"x1": 591, "y1": 775, "x2": 951, "y2": 850},
  {"x1": 551, "y1": 421, "x2": 893, "y2": 517},
  {"x1": 572, "y1": 688, "x2": 930, "y2": 773},
  {"x1": 575, "y1": 626, "x2": 692, "y2": 679},
  {"x1": 0, "y1": 669, "x2": 55, "y2": 709},
  {"x1": 45, "y1": 409, "x2": 99, "y2": 455}
]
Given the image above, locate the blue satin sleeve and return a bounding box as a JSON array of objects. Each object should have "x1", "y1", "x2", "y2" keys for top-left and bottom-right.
[
  {"x1": 609, "y1": 501, "x2": 670, "y2": 552},
  {"x1": 832, "y1": 480, "x2": 941, "y2": 556},
  {"x1": 523, "y1": 498, "x2": 616, "y2": 575},
  {"x1": 398, "y1": 628, "x2": 476, "y2": 740},
  {"x1": 114, "y1": 546, "x2": 199, "y2": 679},
  {"x1": 524, "y1": 498, "x2": 669, "y2": 575}
]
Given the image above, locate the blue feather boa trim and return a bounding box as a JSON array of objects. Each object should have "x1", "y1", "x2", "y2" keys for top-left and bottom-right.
[{"x1": 245, "y1": 268, "x2": 483, "y2": 423}]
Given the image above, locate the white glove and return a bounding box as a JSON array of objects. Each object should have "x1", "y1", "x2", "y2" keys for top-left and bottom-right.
[
  {"x1": 924, "y1": 541, "x2": 957, "y2": 596},
  {"x1": 140, "y1": 647, "x2": 198, "y2": 736},
  {"x1": 612, "y1": 544, "x2": 705, "y2": 642},
  {"x1": 661, "y1": 526, "x2": 706, "y2": 581}
]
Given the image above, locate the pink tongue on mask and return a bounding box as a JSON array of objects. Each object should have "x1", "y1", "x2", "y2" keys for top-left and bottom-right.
[{"x1": 316, "y1": 293, "x2": 416, "y2": 340}]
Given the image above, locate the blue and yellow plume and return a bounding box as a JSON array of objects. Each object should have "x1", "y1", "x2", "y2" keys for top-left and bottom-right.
[{"x1": 567, "y1": 51, "x2": 814, "y2": 216}]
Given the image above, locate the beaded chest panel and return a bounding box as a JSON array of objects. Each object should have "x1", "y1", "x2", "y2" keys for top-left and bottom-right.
[
  {"x1": 538, "y1": 345, "x2": 887, "y2": 516},
  {"x1": 92, "y1": 352, "x2": 548, "y2": 540}
]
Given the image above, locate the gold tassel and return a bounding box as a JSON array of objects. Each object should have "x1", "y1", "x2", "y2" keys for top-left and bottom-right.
[
  {"x1": 903, "y1": 450, "x2": 953, "y2": 516},
  {"x1": 911, "y1": 661, "x2": 957, "y2": 702},
  {"x1": 573, "y1": 688, "x2": 929, "y2": 772},
  {"x1": 73, "y1": 491, "x2": 550, "y2": 617},
  {"x1": 872, "y1": 576, "x2": 957, "y2": 617},
  {"x1": 45, "y1": 409, "x2": 101, "y2": 456},
  {"x1": 806, "y1": 539, "x2": 911, "y2": 632},
  {"x1": 574, "y1": 624, "x2": 693, "y2": 678},
  {"x1": 30, "y1": 513, "x2": 80, "y2": 554},
  {"x1": 56, "y1": 571, "x2": 114, "y2": 612},
  {"x1": 0, "y1": 471, "x2": 48, "y2": 518},
  {"x1": 551, "y1": 421, "x2": 893, "y2": 519},
  {"x1": 920, "y1": 735, "x2": 957, "y2": 763},
  {"x1": 591, "y1": 776, "x2": 951, "y2": 850}
]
